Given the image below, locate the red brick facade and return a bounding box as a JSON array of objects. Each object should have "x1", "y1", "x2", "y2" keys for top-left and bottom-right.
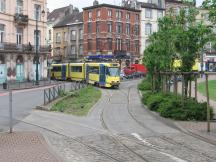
[{"x1": 83, "y1": 4, "x2": 141, "y2": 59}]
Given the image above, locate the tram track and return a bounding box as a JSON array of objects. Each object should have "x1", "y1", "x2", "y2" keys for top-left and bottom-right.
[{"x1": 118, "y1": 83, "x2": 216, "y2": 161}]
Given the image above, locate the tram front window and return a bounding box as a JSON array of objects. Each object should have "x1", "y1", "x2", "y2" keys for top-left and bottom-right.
[{"x1": 107, "y1": 67, "x2": 120, "y2": 76}]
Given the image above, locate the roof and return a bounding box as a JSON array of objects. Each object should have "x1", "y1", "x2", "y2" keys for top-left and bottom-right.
[
  {"x1": 47, "y1": 5, "x2": 71, "y2": 22},
  {"x1": 83, "y1": 3, "x2": 141, "y2": 12},
  {"x1": 138, "y1": 2, "x2": 165, "y2": 10},
  {"x1": 53, "y1": 12, "x2": 83, "y2": 28}
]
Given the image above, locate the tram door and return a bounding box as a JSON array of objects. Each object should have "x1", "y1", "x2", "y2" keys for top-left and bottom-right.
[
  {"x1": 99, "y1": 64, "x2": 106, "y2": 86},
  {"x1": 86, "y1": 65, "x2": 89, "y2": 83},
  {"x1": 61, "y1": 65, "x2": 67, "y2": 80}
]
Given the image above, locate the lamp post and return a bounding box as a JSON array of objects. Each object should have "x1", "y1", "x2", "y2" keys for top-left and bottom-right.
[{"x1": 35, "y1": 7, "x2": 45, "y2": 85}]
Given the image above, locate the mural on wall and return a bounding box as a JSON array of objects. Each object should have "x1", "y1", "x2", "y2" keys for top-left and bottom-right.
[{"x1": 0, "y1": 55, "x2": 6, "y2": 84}]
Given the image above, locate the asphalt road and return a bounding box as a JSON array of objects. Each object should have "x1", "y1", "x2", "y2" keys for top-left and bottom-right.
[
  {"x1": 11, "y1": 80, "x2": 216, "y2": 162},
  {"x1": 0, "y1": 82, "x2": 73, "y2": 131}
]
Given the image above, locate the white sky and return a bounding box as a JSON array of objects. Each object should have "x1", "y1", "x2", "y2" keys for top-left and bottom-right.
[{"x1": 47, "y1": 0, "x2": 204, "y2": 12}]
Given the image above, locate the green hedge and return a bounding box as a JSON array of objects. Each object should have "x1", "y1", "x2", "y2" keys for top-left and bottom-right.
[
  {"x1": 138, "y1": 79, "x2": 151, "y2": 91},
  {"x1": 141, "y1": 90, "x2": 214, "y2": 121}
]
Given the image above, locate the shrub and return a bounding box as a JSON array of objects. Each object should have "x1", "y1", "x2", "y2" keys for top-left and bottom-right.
[
  {"x1": 141, "y1": 92, "x2": 214, "y2": 121},
  {"x1": 146, "y1": 93, "x2": 164, "y2": 111},
  {"x1": 142, "y1": 91, "x2": 153, "y2": 105},
  {"x1": 138, "y1": 79, "x2": 151, "y2": 91}
]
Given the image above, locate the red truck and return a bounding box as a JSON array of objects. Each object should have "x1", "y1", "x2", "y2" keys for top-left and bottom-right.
[{"x1": 122, "y1": 64, "x2": 147, "y2": 78}]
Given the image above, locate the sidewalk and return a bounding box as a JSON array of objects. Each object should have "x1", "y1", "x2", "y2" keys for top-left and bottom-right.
[
  {"x1": 176, "y1": 121, "x2": 216, "y2": 145},
  {"x1": 0, "y1": 131, "x2": 62, "y2": 162}
]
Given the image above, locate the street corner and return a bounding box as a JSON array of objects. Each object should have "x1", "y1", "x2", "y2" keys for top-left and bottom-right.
[{"x1": 0, "y1": 131, "x2": 63, "y2": 162}]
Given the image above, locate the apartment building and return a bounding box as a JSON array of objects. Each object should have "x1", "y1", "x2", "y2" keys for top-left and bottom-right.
[
  {"x1": 52, "y1": 11, "x2": 83, "y2": 62},
  {"x1": 83, "y1": 3, "x2": 141, "y2": 61},
  {"x1": 196, "y1": 9, "x2": 216, "y2": 72},
  {"x1": 0, "y1": 0, "x2": 49, "y2": 83},
  {"x1": 136, "y1": 1, "x2": 165, "y2": 58}
]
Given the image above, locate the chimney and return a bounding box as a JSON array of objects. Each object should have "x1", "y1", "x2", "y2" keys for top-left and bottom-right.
[
  {"x1": 93, "y1": 0, "x2": 99, "y2": 6},
  {"x1": 69, "y1": 4, "x2": 73, "y2": 14}
]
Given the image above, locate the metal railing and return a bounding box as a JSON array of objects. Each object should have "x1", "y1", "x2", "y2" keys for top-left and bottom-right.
[
  {"x1": 44, "y1": 83, "x2": 65, "y2": 105},
  {"x1": 44, "y1": 81, "x2": 87, "y2": 105}
]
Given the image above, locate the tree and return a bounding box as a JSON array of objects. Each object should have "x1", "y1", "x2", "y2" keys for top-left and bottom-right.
[{"x1": 143, "y1": 6, "x2": 212, "y2": 96}]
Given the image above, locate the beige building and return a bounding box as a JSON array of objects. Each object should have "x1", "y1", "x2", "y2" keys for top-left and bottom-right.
[
  {"x1": 196, "y1": 9, "x2": 216, "y2": 72},
  {"x1": 0, "y1": 0, "x2": 50, "y2": 84}
]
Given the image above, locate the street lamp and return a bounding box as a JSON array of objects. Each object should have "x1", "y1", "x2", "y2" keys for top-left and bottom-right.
[{"x1": 35, "y1": 7, "x2": 45, "y2": 85}]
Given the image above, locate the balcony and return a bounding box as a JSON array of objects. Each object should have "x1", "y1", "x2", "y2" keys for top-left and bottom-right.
[
  {"x1": 14, "y1": 13, "x2": 28, "y2": 25},
  {"x1": 0, "y1": 42, "x2": 51, "y2": 53}
]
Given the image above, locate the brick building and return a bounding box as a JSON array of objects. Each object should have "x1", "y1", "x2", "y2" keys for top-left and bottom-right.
[{"x1": 83, "y1": 3, "x2": 141, "y2": 61}]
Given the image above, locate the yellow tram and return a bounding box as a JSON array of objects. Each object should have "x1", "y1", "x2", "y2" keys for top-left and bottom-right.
[{"x1": 51, "y1": 62, "x2": 120, "y2": 88}]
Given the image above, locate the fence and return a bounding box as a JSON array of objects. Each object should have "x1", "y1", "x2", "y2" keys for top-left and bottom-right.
[
  {"x1": 153, "y1": 71, "x2": 216, "y2": 132},
  {"x1": 0, "y1": 79, "x2": 59, "y2": 91},
  {"x1": 43, "y1": 81, "x2": 87, "y2": 105}
]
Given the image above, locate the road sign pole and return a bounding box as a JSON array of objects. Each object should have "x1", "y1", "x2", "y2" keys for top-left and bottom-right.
[{"x1": 9, "y1": 89, "x2": 13, "y2": 133}]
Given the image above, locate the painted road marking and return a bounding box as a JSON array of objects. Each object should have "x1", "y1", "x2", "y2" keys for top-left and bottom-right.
[{"x1": 131, "y1": 133, "x2": 187, "y2": 162}]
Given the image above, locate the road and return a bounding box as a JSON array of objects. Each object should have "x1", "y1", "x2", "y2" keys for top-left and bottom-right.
[
  {"x1": 12, "y1": 80, "x2": 216, "y2": 162},
  {"x1": 0, "y1": 82, "x2": 72, "y2": 131}
]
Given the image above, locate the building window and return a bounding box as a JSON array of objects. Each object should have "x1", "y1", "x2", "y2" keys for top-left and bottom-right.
[
  {"x1": 126, "y1": 24, "x2": 130, "y2": 35},
  {"x1": 145, "y1": 23, "x2": 152, "y2": 35},
  {"x1": 116, "y1": 22, "x2": 122, "y2": 34},
  {"x1": 175, "y1": 7, "x2": 180, "y2": 16},
  {"x1": 145, "y1": 9, "x2": 152, "y2": 18},
  {"x1": 158, "y1": 0, "x2": 162, "y2": 7},
  {"x1": 126, "y1": 12, "x2": 130, "y2": 21},
  {"x1": 79, "y1": 29, "x2": 83, "y2": 39},
  {"x1": 204, "y1": 13, "x2": 209, "y2": 21},
  {"x1": 79, "y1": 44, "x2": 83, "y2": 54},
  {"x1": 88, "y1": 11, "x2": 92, "y2": 20},
  {"x1": 145, "y1": 39, "x2": 150, "y2": 48},
  {"x1": 116, "y1": 10, "x2": 122, "y2": 20},
  {"x1": 97, "y1": 9, "x2": 100, "y2": 17},
  {"x1": 107, "y1": 21, "x2": 112, "y2": 33},
  {"x1": 88, "y1": 23, "x2": 92, "y2": 33},
  {"x1": 158, "y1": 10, "x2": 163, "y2": 19},
  {"x1": 16, "y1": 28, "x2": 23, "y2": 45},
  {"x1": 63, "y1": 32, "x2": 67, "y2": 42},
  {"x1": 88, "y1": 39, "x2": 92, "y2": 51},
  {"x1": 126, "y1": 39, "x2": 130, "y2": 51},
  {"x1": 107, "y1": 38, "x2": 112, "y2": 50},
  {"x1": 56, "y1": 33, "x2": 61, "y2": 43},
  {"x1": 71, "y1": 45, "x2": 76, "y2": 55},
  {"x1": 0, "y1": 0, "x2": 6, "y2": 13},
  {"x1": 134, "y1": 24, "x2": 139, "y2": 36},
  {"x1": 48, "y1": 30, "x2": 51, "y2": 40},
  {"x1": 71, "y1": 30, "x2": 76, "y2": 40},
  {"x1": 0, "y1": 24, "x2": 5, "y2": 44},
  {"x1": 135, "y1": 40, "x2": 139, "y2": 53},
  {"x1": 34, "y1": 4, "x2": 41, "y2": 20},
  {"x1": 135, "y1": 14, "x2": 139, "y2": 22},
  {"x1": 96, "y1": 22, "x2": 100, "y2": 33},
  {"x1": 96, "y1": 38, "x2": 101, "y2": 51},
  {"x1": 16, "y1": 0, "x2": 23, "y2": 14},
  {"x1": 116, "y1": 38, "x2": 122, "y2": 51},
  {"x1": 108, "y1": 9, "x2": 112, "y2": 17},
  {"x1": 34, "y1": 30, "x2": 41, "y2": 49}
]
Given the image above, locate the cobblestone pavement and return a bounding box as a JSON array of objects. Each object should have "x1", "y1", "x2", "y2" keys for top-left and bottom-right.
[
  {"x1": 0, "y1": 132, "x2": 62, "y2": 162},
  {"x1": 11, "y1": 79, "x2": 216, "y2": 162}
]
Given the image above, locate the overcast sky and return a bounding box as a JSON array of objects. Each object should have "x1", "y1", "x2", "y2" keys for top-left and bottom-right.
[{"x1": 47, "y1": 0, "x2": 204, "y2": 12}]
